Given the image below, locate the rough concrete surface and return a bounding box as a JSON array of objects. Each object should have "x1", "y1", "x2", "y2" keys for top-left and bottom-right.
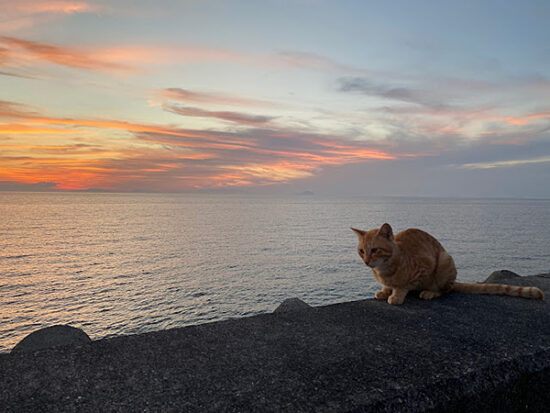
[{"x1": 1, "y1": 271, "x2": 549, "y2": 412}]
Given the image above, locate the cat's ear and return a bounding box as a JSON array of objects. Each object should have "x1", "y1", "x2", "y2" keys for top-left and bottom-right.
[
  {"x1": 378, "y1": 223, "x2": 394, "y2": 241},
  {"x1": 351, "y1": 227, "x2": 365, "y2": 239}
]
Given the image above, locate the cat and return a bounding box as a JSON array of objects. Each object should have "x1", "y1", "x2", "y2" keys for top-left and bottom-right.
[{"x1": 351, "y1": 223, "x2": 544, "y2": 305}]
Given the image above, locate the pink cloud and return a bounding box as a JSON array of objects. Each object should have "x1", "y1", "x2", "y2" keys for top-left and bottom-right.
[
  {"x1": 0, "y1": 1, "x2": 105, "y2": 31},
  {"x1": 0, "y1": 100, "x2": 41, "y2": 119},
  {"x1": 0, "y1": 36, "x2": 262, "y2": 77},
  {"x1": 0, "y1": 36, "x2": 139, "y2": 73},
  {"x1": 160, "y1": 88, "x2": 279, "y2": 108},
  {"x1": 11, "y1": 1, "x2": 102, "y2": 14}
]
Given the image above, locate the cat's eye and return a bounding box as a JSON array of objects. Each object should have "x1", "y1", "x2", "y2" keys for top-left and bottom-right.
[
  {"x1": 359, "y1": 249, "x2": 365, "y2": 255},
  {"x1": 370, "y1": 248, "x2": 378, "y2": 253}
]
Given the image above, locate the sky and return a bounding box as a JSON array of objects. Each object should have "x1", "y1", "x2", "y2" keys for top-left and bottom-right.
[{"x1": 1, "y1": 0, "x2": 549, "y2": 197}]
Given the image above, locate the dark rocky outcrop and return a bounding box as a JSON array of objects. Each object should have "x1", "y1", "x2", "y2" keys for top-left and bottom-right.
[
  {"x1": 1, "y1": 273, "x2": 549, "y2": 412},
  {"x1": 11, "y1": 325, "x2": 91, "y2": 354},
  {"x1": 273, "y1": 297, "x2": 313, "y2": 313},
  {"x1": 485, "y1": 269, "x2": 522, "y2": 283}
]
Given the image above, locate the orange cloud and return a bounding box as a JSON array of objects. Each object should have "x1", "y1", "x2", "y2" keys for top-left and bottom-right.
[
  {"x1": 205, "y1": 162, "x2": 314, "y2": 188},
  {"x1": 0, "y1": 99, "x2": 401, "y2": 191},
  {"x1": 499, "y1": 112, "x2": 550, "y2": 126},
  {"x1": 0, "y1": 36, "x2": 140, "y2": 73},
  {"x1": 0, "y1": 1, "x2": 105, "y2": 32},
  {"x1": 93, "y1": 45, "x2": 252, "y2": 67},
  {"x1": 0, "y1": 123, "x2": 75, "y2": 134},
  {"x1": 4, "y1": 0, "x2": 102, "y2": 15}
]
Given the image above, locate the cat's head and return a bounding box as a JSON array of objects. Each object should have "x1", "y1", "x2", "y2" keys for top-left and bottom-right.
[{"x1": 351, "y1": 223, "x2": 395, "y2": 269}]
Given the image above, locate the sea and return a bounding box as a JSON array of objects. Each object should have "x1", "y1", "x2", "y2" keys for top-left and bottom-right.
[{"x1": 1, "y1": 192, "x2": 549, "y2": 353}]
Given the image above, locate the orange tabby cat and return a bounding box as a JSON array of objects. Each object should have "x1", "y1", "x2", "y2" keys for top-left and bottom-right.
[{"x1": 352, "y1": 223, "x2": 544, "y2": 305}]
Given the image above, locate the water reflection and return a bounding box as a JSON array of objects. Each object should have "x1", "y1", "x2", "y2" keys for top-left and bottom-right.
[{"x1": 1, "y1": 193, "x2": 549, "y2": 352}]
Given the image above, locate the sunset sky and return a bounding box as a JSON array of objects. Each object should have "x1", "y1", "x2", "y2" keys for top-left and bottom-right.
[{"x1": 1, "y1": 0, "x2": 549, "y2": 196}]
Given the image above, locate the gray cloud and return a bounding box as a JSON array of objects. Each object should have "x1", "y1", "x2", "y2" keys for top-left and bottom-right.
[
  {"x1": 0, "y1": 69, "x2": 35, "y2": 79},
  {"x1": 163, "y1": 104, "x2": 276, "y2": 126},
  {"x1": 0, "y1": 181, "x2": 58, "y2": 191},
  {"x1": 338, "y1": 77, "x2": 451, "y2": 109},
  {"x1": 277, "y1": 51, "x2": 354, "y2": 72}
]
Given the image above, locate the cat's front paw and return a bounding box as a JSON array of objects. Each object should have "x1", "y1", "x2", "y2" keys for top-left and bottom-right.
[
  {"x1": 387, "y1": 289, "x2": 407, "y2": 305},
  {"x1": 387, "y1": 295, "x2": 405, "y2": 305},
  {"x1": 375, "y1": 289, "x2": 391, "y2": 300},
  {"x1": 419, "y1": 290, "x2": 441, "y2": 300}
]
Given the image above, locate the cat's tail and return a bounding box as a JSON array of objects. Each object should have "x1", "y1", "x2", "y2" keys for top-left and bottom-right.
[{"x1": 451, "y1": 282, "x2": 544, "y2": 300}]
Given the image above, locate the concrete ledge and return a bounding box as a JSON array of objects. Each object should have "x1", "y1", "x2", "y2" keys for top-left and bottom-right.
[{"x1": 1, "y1": 272, "x2": 549, "y2": 412}]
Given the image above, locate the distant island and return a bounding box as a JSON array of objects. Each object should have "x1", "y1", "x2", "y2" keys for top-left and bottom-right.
[{"x1": 295, "y1": 191, "x2": 315, "y2": 196}]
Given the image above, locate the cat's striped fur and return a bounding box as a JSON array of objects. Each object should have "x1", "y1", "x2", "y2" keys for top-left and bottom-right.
[
  {"x1": 352, "y1": 223, "x2": 544, "y2": 305},
  {"x1": 452, "y1": 281, "x2": 543, "y2": 299}
]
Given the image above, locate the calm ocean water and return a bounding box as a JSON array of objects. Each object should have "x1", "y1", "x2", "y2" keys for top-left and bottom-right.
[{"x1": 1, "y1": 192, "x2": 549, "y2": 352}]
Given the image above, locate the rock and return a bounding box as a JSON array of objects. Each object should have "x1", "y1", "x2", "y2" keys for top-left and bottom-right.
[
  {"x1": 273, "y1": 297, "x2": 312, "y2": 313},
  {"x1": 484, "y1": 270, "x2": 521, "y2": 283},
  {"x1": 11, "y1": 325, "x2": 91, "y2": 353}
]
